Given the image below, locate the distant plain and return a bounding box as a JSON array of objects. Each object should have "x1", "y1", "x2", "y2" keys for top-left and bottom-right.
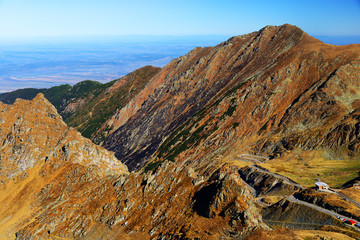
[{"x1": 0, "y1": 35, "x2": 359, "y2": 93}]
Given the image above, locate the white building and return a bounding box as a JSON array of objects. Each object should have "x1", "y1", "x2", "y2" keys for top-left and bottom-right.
[{"x1": 315, "y1": 182, "x2": 329, "y2": 190}]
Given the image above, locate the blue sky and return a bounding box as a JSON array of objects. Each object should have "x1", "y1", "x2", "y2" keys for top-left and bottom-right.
[{"x1": 0, "y1": 0, "x2": 359, "y2": 38}]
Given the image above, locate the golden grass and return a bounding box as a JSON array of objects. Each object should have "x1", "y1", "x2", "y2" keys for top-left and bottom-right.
[
  {"x1": 294, "y1": 230, "x2": 355, "y2": 240},
  {"x1": 258, "y1": 150, "x2": 360, "y2": 188},
  {"x1": 0, "y1": 163, "x2": 45, "y2": 239},
  {"x1": 262, "y1": 196, "x2": 284, "y2": 205},
  {"x1": 227, "y1": 159, "x2": 252, "y2": 168},
  {"x1": 340, "y1": 187, "x2": 360, "y2": 203}
]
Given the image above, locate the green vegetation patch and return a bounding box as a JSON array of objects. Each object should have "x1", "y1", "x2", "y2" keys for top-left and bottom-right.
[
  {"x1": 157, "y1": 105, "x2": 219, "y2": 162},
  {"x1": 222, "y1": 104, "x2": 237, "y2": 118},
  {"x1": 143, "y1": 160, "x2": 163, "y2": 173},
  {"x1": 0, "y1": 88, "x2": 44, "y2": 104},
  {"x1": 156, "y1": 79, "x2": 253, "y2": 162}
]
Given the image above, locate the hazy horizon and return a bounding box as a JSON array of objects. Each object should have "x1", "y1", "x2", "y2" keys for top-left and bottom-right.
[
  {"x1": 0, "y1": 35, "x2": 231, "y2": 93},
  {"x1": 0, "y1": 33, "x2": 359, "y2": 93},
  {"x1": 0, "y1": 0, "x2": 359, "y2": 92}
]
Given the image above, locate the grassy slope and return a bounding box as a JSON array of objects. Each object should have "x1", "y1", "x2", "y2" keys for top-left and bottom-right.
[
  {"x1": 65, "y1": 66, "x2": 160, "y2": 140},
  {"x1": 258, "y1": 150, "x2": 360, "y2": 188}
]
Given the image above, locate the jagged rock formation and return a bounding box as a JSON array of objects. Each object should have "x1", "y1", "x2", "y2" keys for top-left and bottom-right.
[
  {"x1": 0, "y1": 94, "x2": 128, "y2": 238},
  {"x1": 0, "y1": 94, "x2": 128, "y2": 178}
]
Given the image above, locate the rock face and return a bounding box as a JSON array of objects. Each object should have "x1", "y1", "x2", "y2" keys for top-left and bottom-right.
[
  {"x1": 65, "y1": 66, "x2": 161, "y2": 141},
  {"x1": 102, "y1": 24, "x2": 360, "y2": 171},
  {"x1": 0, "y1": 94, "x2": 128, "y2": 178}
]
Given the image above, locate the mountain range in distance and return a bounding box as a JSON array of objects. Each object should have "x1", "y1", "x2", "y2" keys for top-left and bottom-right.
[{"x1": 1, "y1": 24, "x2": 360, "y2": 239}]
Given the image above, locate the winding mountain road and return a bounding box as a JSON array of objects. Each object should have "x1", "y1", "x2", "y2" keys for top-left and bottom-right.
[
  {"x1": 287, "y1": 196, "x2": 344, "y2": 219},
  {"x1": 256, "y1": 197, "x2": 271, "y2": 207},
  {"x1": 237, "y1": 154, "x2": 360, "y2": 228},
  {"x1": 250, "y1": 164, "x2": 305, "y2": 190},
  {"x1": 236, "y1": 154, "x2": 305, "y2": 190}
]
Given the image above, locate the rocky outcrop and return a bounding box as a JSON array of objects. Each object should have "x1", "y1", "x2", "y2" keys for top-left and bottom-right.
[
  {"x1": 0, "y1": 94, "x2": 127, "y2": 179},
  {"x1": 0, "y1": 94, "x2": 128, "y2": 238}
]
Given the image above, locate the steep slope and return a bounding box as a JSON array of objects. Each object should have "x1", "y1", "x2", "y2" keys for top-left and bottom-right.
[
  {"x1": 0, "y1": 94, "x2": 265, "y2": 239},
  {"x1": 66, "y1": 65, "x2": 161, "y2": 141},
  {"x1": 103, "y1": 24, "x2": 360, "y2": 173}
]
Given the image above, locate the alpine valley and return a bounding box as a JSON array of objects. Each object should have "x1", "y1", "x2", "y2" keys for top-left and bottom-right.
[{"x1": 1, "y1": 24, "x2": 360, "y2": 239}]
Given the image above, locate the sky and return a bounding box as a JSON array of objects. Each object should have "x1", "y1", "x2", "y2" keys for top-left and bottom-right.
[
  {"x1": 0, "y1": 0, "x2": 359, "y2": 93},
  {"x1": 0, "y1": 0, "x2": 359, "y2": 38}
]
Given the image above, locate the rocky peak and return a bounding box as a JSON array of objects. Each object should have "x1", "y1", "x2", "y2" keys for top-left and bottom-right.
[{"x1": 0, "y1": 93, "x2": 128, "y2": 180}]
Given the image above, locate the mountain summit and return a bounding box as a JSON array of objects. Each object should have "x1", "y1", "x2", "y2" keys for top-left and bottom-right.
[{"x1": 102, "y1": 24, "x2": 360, "y2": 171}]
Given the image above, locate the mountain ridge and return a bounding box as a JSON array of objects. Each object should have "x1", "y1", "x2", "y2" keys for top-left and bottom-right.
[{"x1": 101, "y1": 24, "x2": 360, "y2": 171}]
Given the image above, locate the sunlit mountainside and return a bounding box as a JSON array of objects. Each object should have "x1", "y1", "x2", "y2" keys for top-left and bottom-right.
[{"x1": 0, "y1": 25, "x2": 360, "y2": 239}]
